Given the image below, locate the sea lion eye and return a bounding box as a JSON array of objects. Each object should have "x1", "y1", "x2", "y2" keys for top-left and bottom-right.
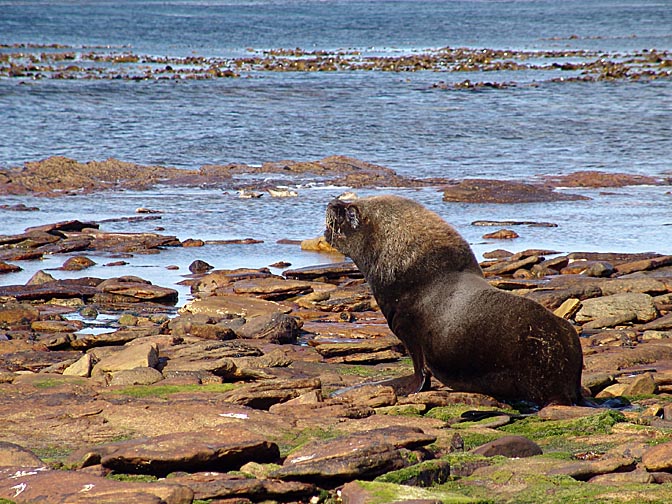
[{"x1": 345, "y1": 206, "x2": 360, "y2": 229}]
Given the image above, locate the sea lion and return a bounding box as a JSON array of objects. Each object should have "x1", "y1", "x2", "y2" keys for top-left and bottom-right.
[{"x1": 325, "y1": 195, "x2": 583, "y2": 406}]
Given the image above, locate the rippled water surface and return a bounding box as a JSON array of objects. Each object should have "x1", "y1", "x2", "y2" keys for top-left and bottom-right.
[{"x1": 1, "y1": 0, "x2": 671, "y2": 298}]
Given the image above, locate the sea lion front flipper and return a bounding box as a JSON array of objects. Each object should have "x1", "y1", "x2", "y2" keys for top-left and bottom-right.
[
  {"x1": 385, "y1": 309, "x2": 432, "y2": 394},
  {"x1": 391, "y1": 329, "x2": 432, "y2": 393},
  {"x1": 406, "y1": 339, "x2": 431, "y2": 392},
  {"x1": 417, "y1": 368, "x2": 431, "y2": 392},
  {"x1": 380, "y1": 371, "x2": 430, "y2": 396}
]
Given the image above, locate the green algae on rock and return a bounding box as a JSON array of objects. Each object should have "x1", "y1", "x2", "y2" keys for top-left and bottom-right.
[
  {"x1": 108, "y1": 382, "x2": 237, "y2": 399},
  {"x1": 341, "y1": 480, "x2": 486, "y2": 504},
  {"x1": 500, "y1": 410, "x2": 626, "y2": 441}
]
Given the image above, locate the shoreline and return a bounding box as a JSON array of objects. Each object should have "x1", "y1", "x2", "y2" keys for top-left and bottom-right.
[{"x1": 2, "y1": 155, "x2": 672, "y2": 306}]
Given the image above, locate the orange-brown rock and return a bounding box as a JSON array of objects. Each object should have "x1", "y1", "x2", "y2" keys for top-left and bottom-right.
[
  {"x1": 543, "y1": 170, "x2": 664, "y2": 188},
  {"x1": 0, "y1": 466, "x2": 194, "y2": 504},
  {"x1": 68, "y1": 427, "x2": 280, "y2": 477},
  {"x1": 442, "y1": 179, "x2": 589, "y2": 203},
  {"x1": 482, "y1": 229, "x2": 519, "y2": 240}
]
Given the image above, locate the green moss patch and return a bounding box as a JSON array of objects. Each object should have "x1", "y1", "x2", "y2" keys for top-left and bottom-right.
[
  {"x1": 376, "y1": 404, "x2": 427, "y2": 416},
  {"x1": 107, "y1": 473, "x2": 158, "y2": 483},
  {"x1": 376, "y1": 459, "x2": 450, "y2": 486},
  {"x1": 456, "y1": 430, "x2": 506, "y2": 451},
  {"x1": 501, "y1": 410, "x2": 626, "y2": 440},
  {"x1": 108, "y1": 382, "x2": 236, "y2": 398},
  {"x1": 426, "y1": 405, "x2": 519, "y2": 424},
  {"x1": 354, "y1": 480, "x2": 488, "y2": 503},
  {"x1": 492, "y1": 410, "x2": 627, "y2": 453},
  {"x1": 34, "y1": 444, "x2": 76, "y2": 466},
  {"x1": 32, "y1": 376, "x2": 89, "y2": 388},
  {"x1": 277, "y1": 426, "x2": 342, "y2": 458},
  {"x1": 439, "y1": 472, "x2": 672, "y2": 503}
]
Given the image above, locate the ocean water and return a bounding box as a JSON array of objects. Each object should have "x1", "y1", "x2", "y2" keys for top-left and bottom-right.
[{"x1": 1, "y1": 0, "x2": 671, "y2": 301}]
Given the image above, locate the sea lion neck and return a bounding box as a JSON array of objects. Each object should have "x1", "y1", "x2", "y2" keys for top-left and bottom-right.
[{"x1": 347, "y1": 196, "x2": 482, "y2": 286}]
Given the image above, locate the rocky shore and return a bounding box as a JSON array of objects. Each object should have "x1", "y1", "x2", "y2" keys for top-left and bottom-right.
[
  {"x1": 1, "y1": 155, "x2": 669, "y2": 200},
  {"x1": 2, "y1": 193, "x2": 672, "y2": 503}
]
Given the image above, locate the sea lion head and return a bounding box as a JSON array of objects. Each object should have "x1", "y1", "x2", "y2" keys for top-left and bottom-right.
[
  {"x1": 324, "y1": 197, "x2": 363, "y2": 257},
  {"x1": 325, "y1": 195, "x2": 481, "y2": 286}
]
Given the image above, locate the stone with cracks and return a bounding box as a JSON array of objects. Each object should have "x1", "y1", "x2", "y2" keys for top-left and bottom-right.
[
  {"x1": 271, "y1": 426, "x2": 435, "y2": 485},
  {"x1": 0, "y1": 466, "x2": 193, "y2": 504},
  {"x1": 68, "y1": 427, "x2": 279, "y2": 477}
]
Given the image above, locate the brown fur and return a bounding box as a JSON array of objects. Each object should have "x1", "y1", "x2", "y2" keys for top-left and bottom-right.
[{"x1": 325, "y1": 195, "x2": 583, "y2": 405}]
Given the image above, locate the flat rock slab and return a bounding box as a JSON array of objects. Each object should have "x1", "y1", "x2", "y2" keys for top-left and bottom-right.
[
  {"x1": 69, "y1": 427, "x2": 280, "y2": 477},
  {"x1": 26, "y1": 220, "x2": 98, "y2": 234},
  {"x1": 575, "y1": 292, "x2": 658, "y2": 323},
  {"x1": 92, "y1": 342, "x2": 159, "y2": 374},
  {"x1": 482, "y1": 255, "x2": 540, "y2": 277},
  {"x1": 442, "y1": 179, "x2": 589, "y2": 203},
  {"x1": 234, "y1": 312, "x2": 300, "y2": 343},
  {"x1": 232, "y1": 277, "x2": 314, "y2": 300},
  {"x1": 69, "y1": 229, "x2": 181, "y2": 253},
  {"x1": 310, "y1": 337, "x2": 402, "y2": 358},
  {"x1": 0, "y1": 303, "x2": 40, "y2": 326},
  {"x1": 283, "y1": 262, "x2": 362, "y2": 281},
  {"x1": 0, "y1": 281, "x2": 99, "y2": 301},
  {"x1": 220, "y1": 377, "x2": 322, "y2": 410},
  {"x1": 398, "y1": 391, "x2": 506, "y2": 409},
  {"x1": 615, "y1": 255, "x2": 672, "y2": 275},
  {"x1": 179, "y1": 294, "x2": 291, "y2": 319},
  {"x1": 337, "y1": 384, "x2": 398, "y2": 408},
  {"x1": 162, "y1": 340, "x2": 263, "y2": 361},
  {"x1": 269, "y1": 399, "x2": 375, "y2": 421},
  {"x1": 97, "y1": 277, "x2": 179, "y2": 303},
  {"x1": 190, "y1": 267, "x2": 276, "y2": 296},
  {"x1": 0, "y1": 349, "x2": 82, "y2": 373},
  {"x1": 0, "y1": 442, "x2": 44, "y2": 467},
  {"x1": 470, "y1": 435, "x2": 542, "y2": 458},
  {"x1": 472, "y1": 454, "x2": 636, "y2": 484},
  {"x1": 0, "y1": 466, "x2": 193, "y2": 504},
  {"x1": 548, "y1": 455, "x2": 636, "y2": 481},
  {"x1": 584, "y1": 341, "x2": 672, "y2": 374},
  {"x1": 340, "y1": 480, "x2": 472, "y2": 504},
  {"x1": 640, "y1": 312, "x2": 672, "y2": 331},
  {"x1": 271, "y1": 426, "x2": 436, "y2": 485},
  {"x1": 642, "y1": 440, "x2": 672, "y2": 471},
  {"x1": 302, "y1": 321, "x2": 394, "y2": 340},
  {"x1": 168, "y1": 472, "x2": 317, "y2": 501},
  {"x1": 160, "y1": 340, "x2": 262, "y2": 377},
  {"x1": 71, "y1": 326, "x2": 162, "y2": 349}
]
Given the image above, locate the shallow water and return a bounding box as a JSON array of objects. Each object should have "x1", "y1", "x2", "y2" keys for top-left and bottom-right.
[{"x1": 2, "y1": 183, "x2": 671, "y2": 306}]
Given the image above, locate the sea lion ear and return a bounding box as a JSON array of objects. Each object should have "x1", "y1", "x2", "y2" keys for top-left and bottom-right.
[{"x1": 345, "y1": 205, "x2": 360, "y2": 230}]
